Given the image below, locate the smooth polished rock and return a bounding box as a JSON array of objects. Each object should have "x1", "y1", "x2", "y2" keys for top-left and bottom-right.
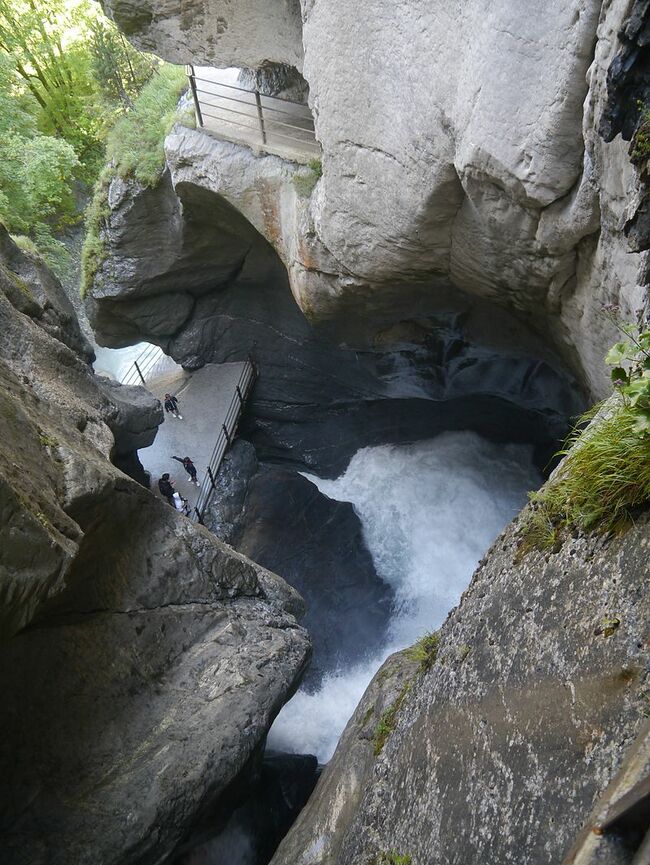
[
  {"x1": 0, "y1": 228, "x2": 311, "y2": 865},
  {"x1": 271, "y1": 508, "x2": 650, "y2": 865}
]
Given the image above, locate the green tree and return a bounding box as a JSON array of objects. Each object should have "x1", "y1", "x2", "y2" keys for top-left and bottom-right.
[
  {"x1": 0, "y1": 0, "x2": 100, "y2": 162},
  {"x1": 88, "y1": 19, "x2": 156, "y2": 113}
]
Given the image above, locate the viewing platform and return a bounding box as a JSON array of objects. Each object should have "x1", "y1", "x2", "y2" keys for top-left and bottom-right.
[{"x1": 187, "y1": 65, "x2": 320, "y2": 163}]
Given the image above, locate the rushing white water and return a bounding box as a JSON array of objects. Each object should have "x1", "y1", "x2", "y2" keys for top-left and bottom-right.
[{"x1": 268, "y1": 431, "x2": 541, "y2": 761}]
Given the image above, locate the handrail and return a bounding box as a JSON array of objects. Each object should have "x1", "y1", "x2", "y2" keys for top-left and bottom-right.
[
  {"x1": 187, "y1": 65, "x2": 320, "y2": 158},
  {"x1": 192, "y1": 356, "x2": 258, "y2": 525},
  {"x1": 120, "y1": 343, "x2": 167, "y2": 387}
]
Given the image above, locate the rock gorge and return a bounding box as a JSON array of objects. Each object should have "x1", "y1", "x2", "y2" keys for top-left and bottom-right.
[
  {"x1": 0, "y1": 227, "x2": 311, "y2": 862},
  {"x1": 1, "y1": 1, "x2": 650, "y2": 864}
]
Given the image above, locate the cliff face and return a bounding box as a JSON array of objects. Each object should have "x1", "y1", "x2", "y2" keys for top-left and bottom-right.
[
  {"x1": 86, "y1": 135, "x2": 586, "y2": 475},
  {"x1": 99, "y1": 0, "x2": 649, "y2": 399},
  {"x1": 0, "y1": 229, "x2": 310, "y2": 864},
  {"x1": 271, "y1": 510, "x2": 650, "y2": 865}
]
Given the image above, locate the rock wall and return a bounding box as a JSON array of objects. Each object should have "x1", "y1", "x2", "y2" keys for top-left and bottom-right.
[
  {"x1": 0, "y1": 229, "x2": 310, "y2": 864},
  {"x1": 86, "y1": 131, "x2": 585, "y2": 475},
  {"x1": 100, "y1": 0, "x2": 649, "y2": 399},
  {"x1": 100, "y1": 0, "x2": 304, "y2": 69},
  {"x1": 271, "y1": 508, "x2": 650, "y2": 865}
]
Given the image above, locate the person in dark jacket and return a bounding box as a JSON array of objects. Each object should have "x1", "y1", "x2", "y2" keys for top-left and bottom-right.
[
  {"x1": 158, "y1": 472, "x2": 175, "y2": 505},
  {"x1": 172, "y1": 455, "x2": 199, "y2": 485},
  {"x1": 164, "y1": 393, "x2": 182, "y2": 419}
]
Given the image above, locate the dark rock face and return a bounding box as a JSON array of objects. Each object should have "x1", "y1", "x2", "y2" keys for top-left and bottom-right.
[
  {"x1": 271, "y1": 509, "x2": 650, "y2": 865},
  {"x1": 176, "y1": 750, "x2": 320, "y2": 865},
  {"x1": 599, "y1": 0, "x2": 650, "y2": 143},
  {"x1": 0, "y1": 228, "x2": 311, "y2": 865},
  {"x1": 0, "y1": 226, "x2": 93, "y2": 362},
  {"x1": 231, "y1": 467, "x2": 393, "y2": 683},
  {"x1": 205, "y1": 439, "x2": 259, "y2": 544}
]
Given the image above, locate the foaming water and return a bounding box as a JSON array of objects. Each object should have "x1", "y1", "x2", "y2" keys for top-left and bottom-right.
[{"x1": 268, "y1": 432, "x2": 541, "y2": 761}]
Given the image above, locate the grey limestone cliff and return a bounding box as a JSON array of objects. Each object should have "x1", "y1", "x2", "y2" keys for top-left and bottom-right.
[
  {"x1": 271, "y1": 508, "x2": 650, "y2": 865},
  {"x1": 99, "y1": 0, "x2": 650, "y2": 399},
  {"x1": 0, "y1": 228, "x2": 311, "y2": 864}
]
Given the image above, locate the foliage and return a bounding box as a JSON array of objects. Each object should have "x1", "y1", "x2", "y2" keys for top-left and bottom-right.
[
  {"x1": 0, "y1": 0, "x2": 159, "y2": 277},
  {"x1": 406, "y1": 631, "x2": 440, "y2": 674},
  {"x1": 520, "y1": 307, "x2": 650, "y2": 548},
  {"x1": 370, "y1": 853, "x2": 412, "y2": 865},
  {"x1": 79, "y1": 166, "x2": 113, "y2": 297},
  {"x1": 88, "y1": 18, "x2": 156, "y2": 114},
  {"x1": 104, "y1": 64, "x2": 189, "y2": 186},
  {"x1": 293, "y1": 157, "x2": 323, "y2": 197},
  {"x1": 373, "y1": 683, "x2": 411, "y2": 756},
  {"x1": 631, "y1": 102, "x2": 650, "y2": 165}
]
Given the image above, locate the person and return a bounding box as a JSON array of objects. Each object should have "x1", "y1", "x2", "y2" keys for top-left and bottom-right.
[
  {"x1": 172, "y1": 455, "x2": 199, "y2": 485},
  {"x1": 172, "y1": 491, "x2": 191, "y2": 517},
  {"x1": 164, "y1": 393, "x2": 182, "y2": 419},
  {"x1": 158, "y1": 472, "x2": 175, "y2": 506}
]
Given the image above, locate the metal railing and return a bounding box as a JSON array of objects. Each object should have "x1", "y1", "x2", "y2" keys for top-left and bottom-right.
[
  {"x1": 187, "y1": 65, "x2": 320, "y2": 158},
  {"x1": 120, "y1": 344, "x2": 167, "y2": 387},
  {"x1": 192, "y1": 357, "x2": 257, "y2": 525}
]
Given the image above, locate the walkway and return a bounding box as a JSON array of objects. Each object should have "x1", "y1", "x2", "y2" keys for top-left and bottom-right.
[
  {"x1": 138, "y1": 362, "x2": 247, "y2": 512},
  {"x1": 188, "y1": 65, "x2": 320, "y2": 163}
]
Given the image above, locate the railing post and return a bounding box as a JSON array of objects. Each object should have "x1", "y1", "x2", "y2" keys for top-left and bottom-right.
[
  {"x1": 187, "y1": 64, "x2": 204, "y2": 128},
  {"x1": 236, "y1": 385, "x2": 244, "y2": 407},
  {"x1": 254, "y1": 90, "x2": 267, "y2": 144},
  {"x1": 194, "y1": 507, "x2": 204, "y2": 525},
  {"x1": 207, "y1": 466, "x2": 217, "y2": 490},
  {"x1": 133, "y1": 360, "x2": 146, "y2": 386},
  {"x1": 222, "y1": 423, "x2": 232, "y2": 447}
]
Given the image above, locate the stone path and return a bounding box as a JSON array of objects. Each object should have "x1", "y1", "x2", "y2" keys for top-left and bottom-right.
[{"x1": 139, "y1": 362, "x2": 247, "y2": 512}]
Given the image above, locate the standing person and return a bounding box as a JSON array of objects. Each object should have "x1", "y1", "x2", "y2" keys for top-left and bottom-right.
[
  {"x1": 158, "y1": 472, "x2": 176, "y2": 506},
  {"x1": 164, "y1": 393, "x2": 182, "y2": 419},
  {"x1": 172, "y1": 455, "x2": 199, "y2": 486}
]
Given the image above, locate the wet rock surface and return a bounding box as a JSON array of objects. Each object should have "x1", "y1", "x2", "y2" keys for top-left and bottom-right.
[
  {"x1": 271, "y1": 510, "x2": 650, "y2": 865},
  {"x1": 0, "y1": 229, "x2": 311, "y2": 865},
  {"x1": 176, "y1": 750, "x2": 320, "y2": 865}
]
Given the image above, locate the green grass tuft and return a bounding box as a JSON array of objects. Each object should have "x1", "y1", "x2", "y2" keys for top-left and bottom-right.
[
  {"x1": 406, "y1": 631, "x2": 440, "y2": 674},
  {"x1": 105, "y1": 63, "x2": 189, "y2": 186},
  {"x1": 373, "y1": 683, "x2": 411, "y2": 756},
  {"x1": 369, "y1": 852, "x2": 412, "y2": 865},
  {"x1": 293, "y1": 157, "x2": 323, "y2": 197},
  {"x1": 521, "y1": 402, "x2": 650, "y2": 549}
]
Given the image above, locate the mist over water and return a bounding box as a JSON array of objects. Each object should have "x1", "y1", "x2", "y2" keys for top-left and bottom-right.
[{"x1": 268, "y1": 431, "x2": 541, "y2": 761}]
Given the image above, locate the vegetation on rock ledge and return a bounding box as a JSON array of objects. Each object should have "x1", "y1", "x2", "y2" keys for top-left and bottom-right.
[
  {"x1": 406, "y1": 630, "x2": 439, "y2": 674},
  {"x1": 521, "y1": 309, "x2": 650, "y2": 550},
  {"x1": 293, "y1": 157, "x2": 323, "y2": 197},
  {"x1": 80, "y1": 65, "x2": 191, "y2": 297}
]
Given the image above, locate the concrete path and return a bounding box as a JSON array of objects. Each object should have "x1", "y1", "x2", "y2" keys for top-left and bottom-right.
[{"x1": 139, "y1": 362, "x2": 247, "y2": 511}]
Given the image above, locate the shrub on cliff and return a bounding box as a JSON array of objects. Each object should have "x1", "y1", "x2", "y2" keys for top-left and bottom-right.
[
  {"x1": 522, "y1": 310, "x2": 650, "y2": 547},
  {"x1": 104, "y1": 64, "x2": 190, "y2": 186}
]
